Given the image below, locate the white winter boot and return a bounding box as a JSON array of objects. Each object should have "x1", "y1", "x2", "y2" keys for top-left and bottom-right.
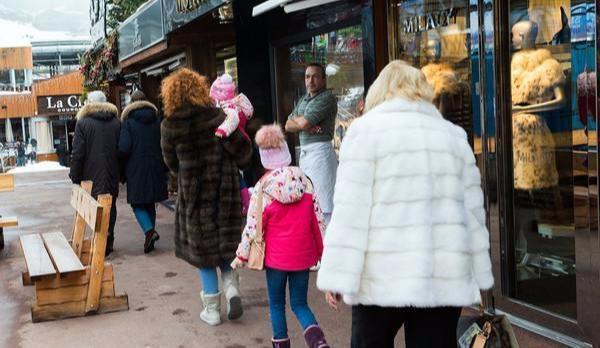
[
  {"x1": 221, "y1": 270, "x2": 243, "y2": 320},
  {"x1": 200, "y1": 291, "x2": 221, "y2": 326}
]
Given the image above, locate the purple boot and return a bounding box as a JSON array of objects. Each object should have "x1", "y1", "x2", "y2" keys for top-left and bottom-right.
[
  {"x1": 303, "y1": 325, "x2": 329, "y2": 348},
  {"x1": 272, "y1": 337, "x2": 291, "y2": 348}
]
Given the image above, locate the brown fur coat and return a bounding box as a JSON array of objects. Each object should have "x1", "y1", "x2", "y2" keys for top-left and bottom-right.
[{"x1": 161, "y1": 101, "x2": 252, "y2": 268}]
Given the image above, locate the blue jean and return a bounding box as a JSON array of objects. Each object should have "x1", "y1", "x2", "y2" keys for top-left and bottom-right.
[
  {"x1": 266, "y1": 268, "x2": 318, "y2": 339},
  {"x1": 131, "y1": 204, "x2": 156, "y2": 234},
  {"x1": 198, "y1": 260, "x2": 233, "y2": 295}
]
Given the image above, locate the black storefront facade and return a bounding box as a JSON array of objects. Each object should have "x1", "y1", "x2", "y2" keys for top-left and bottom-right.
[
  {"x1": 237, "y1": 0, "x2": 600, "y2": 345},
  {"x1": 110, "y1": 0, "x2": 600, "y2": 345},
  {"x1": 379, "y1": 0, "x2": 599, "y2": 346}
]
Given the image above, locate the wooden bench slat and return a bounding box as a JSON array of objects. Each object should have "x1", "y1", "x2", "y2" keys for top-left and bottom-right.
[
  {"x1": 20, "y1": 234, "x2": 56, "y2": 279},
  {"x1": 42, "y1": 232, "x2": 85, "y2": 275},
  {"x1": 70, "y1": 185, "x2": 101, "y2": 231},
  {"x1": 0, "y1": 216, "x2": 18, "y2": 228},
  {"x1": 0, "y1": 173, "x2": 14, "y2": 192}
]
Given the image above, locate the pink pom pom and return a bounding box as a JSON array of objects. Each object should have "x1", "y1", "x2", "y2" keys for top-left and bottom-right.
[{"x1": 255, "y1": 124, "x2": 285, "y2": 149}]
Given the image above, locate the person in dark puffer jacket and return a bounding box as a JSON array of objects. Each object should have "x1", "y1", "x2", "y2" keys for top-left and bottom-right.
[
  {"x1": 70, "y1": 90, "x2": 121, "y2": 256},
  {"x1": 119, "y1": 90, "x2": 168, "y2": 254},
  {"x1": 160, "y1": 68, "x2": 253, "y2": 326}
]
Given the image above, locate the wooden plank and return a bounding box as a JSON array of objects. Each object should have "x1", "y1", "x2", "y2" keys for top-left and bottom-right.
[
  {"x1": 71, "y1": 182, "x2": 93, "y2": 257},
  {"x1": 85, "y1": 194, "x2": 112, "y2": 313},
  {"x1": 22, "y1": 272, "x2": 33, "y2": 286},
  {"x1": 0, "y1": 173, "x2": 14, "y2": 192},
  {"x1": 36, "y1": 264, "x2": 113, "y2": 290},
  {"x1": 31, "y1": 295, "x2": 129, "y2": 323},
  {"x1": 70, "y1": 184, "x2": 101, "y2": 231},
  {"x1": 35, "y1": 280, "x2": 115, "y2": 306},
  {"x1": 0, "y1": 47, "x2": 33, "y2": 69},
  {"x1": 33, "y1": 71, "x2": 83, "y2": 97},
  {"x1": 80, "y1": 239, "x2": 92, "y2": 265},
  {"x1": 0, "y1": 216, "x2": 18, "y2": 228},
  {"x1": 19, "y1": 234, "x2": 56, "y2": 279},
  {"x1": 42, "y1": 232, "x2": 85, "y2": 275}
]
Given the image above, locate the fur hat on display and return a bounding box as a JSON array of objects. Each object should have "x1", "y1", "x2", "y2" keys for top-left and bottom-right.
[
  {"x1": 255, "y1": 124, "x2": 291, "y2": 170},
  {"x1": 210, "y1": 74, "x2": 236, "y2": 103}
]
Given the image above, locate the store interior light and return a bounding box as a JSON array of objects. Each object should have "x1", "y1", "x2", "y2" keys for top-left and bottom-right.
[
  {"x1": 252, "y1": 0, "x2": 291, "y2": 17},
  {"x1": 283, "y1": 0, "x2": 343, "y2": 13}
]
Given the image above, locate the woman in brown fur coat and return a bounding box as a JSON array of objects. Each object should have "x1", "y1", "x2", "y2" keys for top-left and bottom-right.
[{"x1": 160, "y1": 68, "x2": 252, "y2": 326}]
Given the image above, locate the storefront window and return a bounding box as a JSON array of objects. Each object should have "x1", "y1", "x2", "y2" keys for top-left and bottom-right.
[
  {"x1": 508, "y1": 0, "x2": 577, "y2": 318},
  {"x1": 274, "y1": 24, "x2": 365, "y2": 156},
  {"x1": 388, "y1": 0, "x2": 474, "y2": 145}
]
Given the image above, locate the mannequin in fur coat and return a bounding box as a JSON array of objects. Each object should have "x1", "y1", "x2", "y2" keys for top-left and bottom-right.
[
  {"x1": 421, "y1": 40, "x2": 472, "y2": 141},
  {"x1": 510, "y1": 21, "x2": 565, "y2": 190}
]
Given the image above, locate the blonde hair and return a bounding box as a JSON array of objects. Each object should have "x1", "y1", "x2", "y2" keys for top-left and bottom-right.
[
  {"x1": 364, "y1": 60, "x2": 434, "y2": 112},
  {"x1": 161, "y1": 68, "x2": 213, "y2": 117}
]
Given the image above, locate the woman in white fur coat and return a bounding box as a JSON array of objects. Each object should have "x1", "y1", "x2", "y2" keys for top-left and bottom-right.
[{"x1": 316, "y1": 60, "x2": 494, "y2": 348}]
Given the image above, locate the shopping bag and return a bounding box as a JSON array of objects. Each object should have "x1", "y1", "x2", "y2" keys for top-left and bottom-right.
[
  {"x1": 457, "y1": 309, "x2": 519, "y2": 348},
  {"x1": 247, "y1": 188, "x2": 265, "y2": 271}
]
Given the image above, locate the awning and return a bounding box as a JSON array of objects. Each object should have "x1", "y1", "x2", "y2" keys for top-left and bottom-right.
[{"x1": 252, "y1": 0, "x2": 343, "y2": 17}]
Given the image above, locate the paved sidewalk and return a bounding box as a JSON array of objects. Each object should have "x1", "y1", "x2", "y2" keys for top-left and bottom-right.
[{"x1": 0, "y1": 171, "x2": 562, "y2": 348}]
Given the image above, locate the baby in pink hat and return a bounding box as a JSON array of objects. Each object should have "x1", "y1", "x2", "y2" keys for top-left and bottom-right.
[
  {"x1": 211, "y1": 74, "x2": 254, "y2": 214},
  {"x1": 210, "y1": 74, "x2": 254, "y2": 139}
]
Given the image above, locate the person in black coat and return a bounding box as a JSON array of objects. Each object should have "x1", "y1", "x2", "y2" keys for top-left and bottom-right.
[
  {"x1": 119, "y1": 90, "x2": 167, "y2": 253},
  {"x1": 70, "y1": 91, "x2": 121, "y2": 256}
]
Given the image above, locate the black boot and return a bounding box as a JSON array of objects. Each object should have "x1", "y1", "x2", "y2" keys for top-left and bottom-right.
[{"x1": 144, "y1": 230, "x2": 160, "y2": 254}]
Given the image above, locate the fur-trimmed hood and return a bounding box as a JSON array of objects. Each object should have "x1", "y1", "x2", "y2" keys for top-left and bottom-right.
[
  {"x1": 76, "y1": 102, "x2": 119, "y2": 120},
  {"x1": 121, "y1": 100, "x2": 158, "y2": 121}
]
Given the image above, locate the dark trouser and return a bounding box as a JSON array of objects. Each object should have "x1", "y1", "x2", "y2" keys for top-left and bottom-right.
[
  {"x1": 107, "y1": 197, "x2": 117, "y2": 246},
  {"x1": 351, "y1": 305, "x2": 462, "y2": 348}
]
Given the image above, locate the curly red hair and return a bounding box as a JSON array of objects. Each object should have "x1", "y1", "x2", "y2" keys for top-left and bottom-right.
[{"x1": 161, "y1": 68, "x2": 214, "y2": 117}]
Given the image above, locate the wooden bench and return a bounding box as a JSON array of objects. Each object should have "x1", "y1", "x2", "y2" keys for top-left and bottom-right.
[
  {"x1": 19, "y1": 181, "x2": 129, "y2": 322},
  {"x1": 0, "y1": 216, "x2": 18, "y2": 228},
  {"x1": 0, "y1": 173, "x2": 14, "y2": 192},
  {"x1": 0, "y1": 173, "x2": 17, "y2": 250}
]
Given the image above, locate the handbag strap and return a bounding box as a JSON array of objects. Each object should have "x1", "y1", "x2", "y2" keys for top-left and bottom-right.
[
  {"x1": 254, "y1": 186, "x2": 264, "y2": 243},
  {"x1": 473, "y1": 321, "x2": 492, "y2": 348}
]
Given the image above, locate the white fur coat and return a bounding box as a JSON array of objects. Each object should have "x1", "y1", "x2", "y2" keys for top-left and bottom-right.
[{"x1": 316, "y1": 98, "x2": 494, "y2": 308}]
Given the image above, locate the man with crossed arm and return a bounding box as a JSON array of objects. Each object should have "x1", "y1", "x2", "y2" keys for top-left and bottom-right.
[{"x1": 285, "y1": 63, "x2": 338, "y2": 228}]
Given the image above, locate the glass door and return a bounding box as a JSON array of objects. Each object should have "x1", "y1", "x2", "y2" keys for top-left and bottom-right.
[
  {"x1": 388, "y1": 0, "x2": 476, "y2": 145},
  {"x1": 272, "y1": 22, "x2": 367, "y2": 161},
  {"x1": 492, "y1": 0, "x2": 599, "y2": 343},
  {"x1": 508, "y1": 0, "x2": 578, "y2": 319}
]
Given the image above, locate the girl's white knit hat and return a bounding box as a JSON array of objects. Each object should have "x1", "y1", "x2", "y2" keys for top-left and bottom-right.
[{"x1": 255, "y1": 124, "x2": 291, "y2": 170}]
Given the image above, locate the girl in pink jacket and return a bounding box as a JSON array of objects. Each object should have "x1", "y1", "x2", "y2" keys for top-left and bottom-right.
[{"x1": 232, "y1": 124, "x2": 329, "y2": 348}]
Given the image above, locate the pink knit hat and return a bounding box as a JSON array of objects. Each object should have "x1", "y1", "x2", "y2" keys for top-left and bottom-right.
[
  {"x1": 255, "y1": 124, "x2": 291, "y2": 170},
  {"x1": 210, "y1": 74, "x2": 236, "y2": 102}
]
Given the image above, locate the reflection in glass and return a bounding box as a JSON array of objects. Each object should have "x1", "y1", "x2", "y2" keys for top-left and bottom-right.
[
  {"x1": 509, "y1": 0, "x2": 577, "y2": 318},
  {"x1": 275, "y1": 25, "x2": 365, "y2": 155},
  {"x1": 389, "y1": 0, "x2": 474, "y2": 144}
]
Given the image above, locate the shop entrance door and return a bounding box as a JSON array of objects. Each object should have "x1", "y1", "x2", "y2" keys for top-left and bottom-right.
[{"x1": 272, "y1": 19, "x2": 368, "y2": 163}]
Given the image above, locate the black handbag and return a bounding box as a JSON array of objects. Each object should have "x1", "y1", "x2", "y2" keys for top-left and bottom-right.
[{"x1": 457, "y1": 309, "x2": 519, "y2": 348}]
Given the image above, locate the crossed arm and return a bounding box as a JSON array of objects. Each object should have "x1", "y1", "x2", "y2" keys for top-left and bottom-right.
[{"x1": 285, "y1": 116, "x2": 311, "y2": 133}]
